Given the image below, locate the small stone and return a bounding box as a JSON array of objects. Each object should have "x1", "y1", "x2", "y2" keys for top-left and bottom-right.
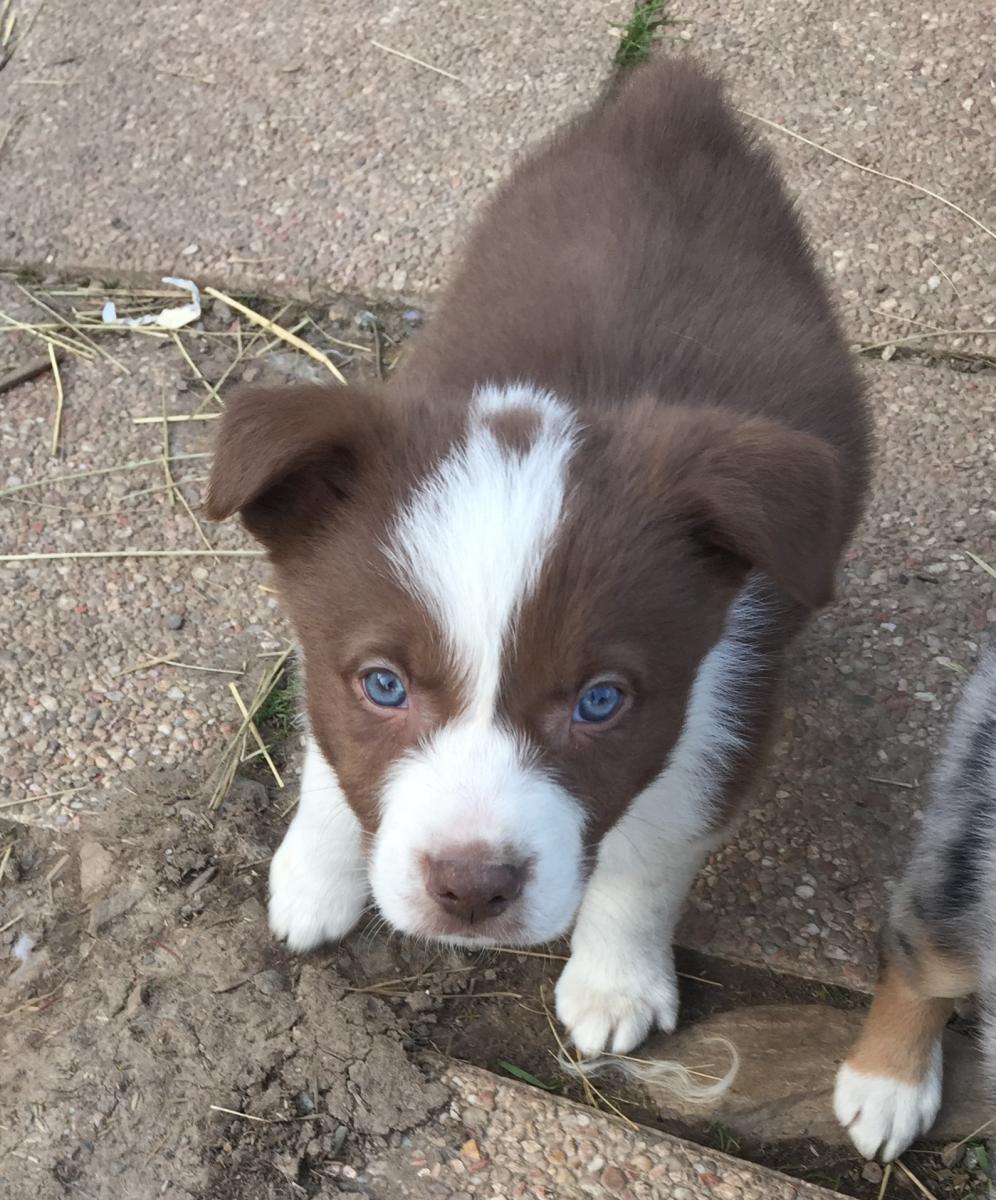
[
  {"x1": 405, "y1": 990, "x2": 435, "y2": 1013},
  {"x1": 795, "y1": 884, "x2": 815, "y2": 899},
  {"x1": 79, "y1": 841, "x2": 114, "y2": 899},
  {"x1": 402, "y1": 308, "x2": 423, "y2": 325},
  {"x1": 631, "y1": 1154, "x2": 653, "y2": 1171},
  {"x1": 861, "y1": 1161, "x2": 883, "y2": 1184},
  {"x1": 294, "y1": 1090, "x2": 316, "y2": 1115},
  {"x1": 940, "y1": 1141, "x2": 965, "y2": 1168},
  {"x1": 124, "y1": 980, "x2": 145, "y2": 1017},
  {"x1": 181, "y1": 242, "x2": 199, "y2": 257},
  {"x1": 164, "y1": 612, "x2": 185, "y2": 631},
  {"x1": 252, "y1": 968, "x2": 285, "y2": 996},
  {"x1": 601, "y1": 1165, "x2": 627, "y2": 1193},
  {"x1": 460, "y1": 1138, "x2": 482, "y2": 1162}
]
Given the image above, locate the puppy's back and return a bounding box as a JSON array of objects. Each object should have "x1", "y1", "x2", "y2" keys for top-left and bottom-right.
[{"x1": 402, "y1": 57, "x2": 869, "y2": 524}]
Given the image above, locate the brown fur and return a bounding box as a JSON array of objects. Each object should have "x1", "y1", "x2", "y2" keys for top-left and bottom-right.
[
  {"x1": 207, "y1": 59, "x2": 870, "y2": 851},
  {"x1": 847, "y1": 960, "x2": 958, "y2": 1085}
]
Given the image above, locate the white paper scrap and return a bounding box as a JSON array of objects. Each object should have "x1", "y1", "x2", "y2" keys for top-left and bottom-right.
[{"x1": 101, "y1": 276, "x2": 201, "y2": 330}]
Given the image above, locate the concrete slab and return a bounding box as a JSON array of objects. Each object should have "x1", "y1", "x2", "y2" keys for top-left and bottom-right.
[
  {"x1": 634, "y1": 1005, "x2": 989, "y2": 1149},
  {"x1": 379, "y1": 1058, "x2": 850, "y2": 1200},
  {"x1": 0, "y1": 0, "x2": 625, "y2": 297},
  {"x1": 2, "y1": 2, "x2": 993, "y2": 351},
  {"x1": 674, "y1": 0, "x2": 996, "y2": 348},
  {"x1": 1, "y1": 278, "x2": 993, "y2": 994}
]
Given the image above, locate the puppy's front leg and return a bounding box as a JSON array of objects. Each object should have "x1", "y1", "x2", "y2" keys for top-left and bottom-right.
[
  {"x1": 555, "y1": 796, "x2": 714, "y2": 1056},
  {"x1": 268, "y1": 737, "x2": 370, "y2": 951},
  {"x1": 834, "y1": 955, "x2": 958, "y2": 1161}
]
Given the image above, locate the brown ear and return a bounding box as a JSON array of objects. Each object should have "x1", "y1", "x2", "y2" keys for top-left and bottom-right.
[
  {"x1": 206, "y1": 384, "x2": 390, "y2": 552},
  {"x1": 677, "y1": 413, "x2": 844, "y2": 609}
]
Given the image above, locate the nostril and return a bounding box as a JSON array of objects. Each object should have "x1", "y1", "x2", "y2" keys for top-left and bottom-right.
[{"x1": 422, "y1": 849, "x2": 528, "y2": 923}]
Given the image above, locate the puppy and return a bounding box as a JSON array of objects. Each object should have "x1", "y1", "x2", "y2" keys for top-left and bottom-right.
[
  {"x1": 206, "y1": 59, "x2": 871, "y2": 1056},
  {"x1": 835, "y1": 649, "x2": 996, "y2": 1160}
]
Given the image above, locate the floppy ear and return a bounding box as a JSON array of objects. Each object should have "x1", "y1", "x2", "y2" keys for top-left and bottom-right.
[
  {"x1": 205, "y1": 384, "x2": 390, "y2": 553},
  {"x1": 677, "y1": 413, "x2": 845, "y2": 609}
]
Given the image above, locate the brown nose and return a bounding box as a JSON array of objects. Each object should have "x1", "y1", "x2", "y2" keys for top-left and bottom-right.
[{"x1": 422, "y1": 852, "x2": 526, "y2": 924}]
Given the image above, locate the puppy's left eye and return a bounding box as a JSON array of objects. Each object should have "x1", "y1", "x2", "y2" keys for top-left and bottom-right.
[
  {"x1": 573, "y1": 683, "x2": 623, "y2": 724},
  {"x1": 362, "y1": 669, "x2": 408, "y2": 708}
]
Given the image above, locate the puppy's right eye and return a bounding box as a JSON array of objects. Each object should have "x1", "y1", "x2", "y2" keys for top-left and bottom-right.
[
  {"x1": 362, "y1": 669, "x2": 408, "y2": 709},
  {"x1": 573, "y1": 682, "x2": 623, "y2": 724}
]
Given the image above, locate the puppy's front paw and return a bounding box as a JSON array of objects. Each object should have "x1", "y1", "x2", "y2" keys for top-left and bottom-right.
[
  {"x1": 834, "y1": 1043, "x2": 942, "y2": 1161},
  {"x1": 555, "y1": 949, "x2": 679, "y2": 1056},
  {"x1": 268, "y1": 832, "x2": 369, "y2": 953}
]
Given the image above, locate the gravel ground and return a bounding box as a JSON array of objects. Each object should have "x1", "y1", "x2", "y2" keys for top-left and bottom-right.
[{"x1": 1, "y1": 1, "x2": 993, "y2": 352}]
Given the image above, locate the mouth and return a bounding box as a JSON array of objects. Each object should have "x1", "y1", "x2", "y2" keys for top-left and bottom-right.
[{"x1": 396, "y1": 898, "x2": 530, "y2": 946}]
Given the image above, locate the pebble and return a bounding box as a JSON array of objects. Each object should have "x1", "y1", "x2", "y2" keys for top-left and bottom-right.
[
  {"x1": 405, "y1": 990, "x2": 435, "y2": 1013},
  {"x1": 165, "y1": 612, "x2": 185, "y2": 630},
  {"x1": 940, "y1": 1141, "x2": 965, "y2": 1168},
  {"x1": 794, "y1": 884, "x2": 815, "y2": 899},
  {"x1": 252, "y1": 968, "x2": 286, "y2": 996},
  {"x1": 600, "y1": 1165, "x2": 627, "y2": 1193}
]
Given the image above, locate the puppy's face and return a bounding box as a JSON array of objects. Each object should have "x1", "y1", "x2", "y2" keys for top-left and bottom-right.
[{"x1": 208, "y1": 382, "x2": 841, "y2": 945}]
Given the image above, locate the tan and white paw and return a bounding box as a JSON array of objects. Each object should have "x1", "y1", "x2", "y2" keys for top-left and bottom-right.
[
  {"x1": 834, "y1": 1043, "x2": 943, "y2": 1161},
  {"x1": 268, "y1": 831, "x2": 369, "y2": 953},
  {"x1": 555, "y1": 951, "x2": 679, "y2": 1056}
]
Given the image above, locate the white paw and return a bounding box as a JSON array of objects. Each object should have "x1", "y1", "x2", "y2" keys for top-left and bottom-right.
[
  {"x1": 834, "y1": 1044, "x2": 943, "y2": 1161},
  {"x1": 555, "y1": 950, "x2": 679, "y2": 1056},
  {"x1": 268, "y1": 830, "x2": 369, "y2": 953}
]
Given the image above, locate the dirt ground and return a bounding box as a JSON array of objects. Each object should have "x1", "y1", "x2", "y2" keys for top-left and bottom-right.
[{"x1": 2, "y1": 741, "x2": 990, "y2": 1200}]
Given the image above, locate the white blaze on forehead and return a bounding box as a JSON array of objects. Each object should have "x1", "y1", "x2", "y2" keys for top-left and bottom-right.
[{"x1": 386, "y1": 383, "x2": 579, "y2": 720}]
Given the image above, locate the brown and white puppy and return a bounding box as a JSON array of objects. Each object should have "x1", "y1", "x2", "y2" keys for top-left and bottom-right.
[
  {"x1": 207, "y1": 59, "x2": 871, "y2": 1056},
  {"x1": 836, "y1": 648, "x2": 996, "y2": 1160}
]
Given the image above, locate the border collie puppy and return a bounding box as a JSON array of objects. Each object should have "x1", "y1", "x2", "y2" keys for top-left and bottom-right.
[{"x1": 207, "y1": 58, "x2": 871, "y2": 1056}]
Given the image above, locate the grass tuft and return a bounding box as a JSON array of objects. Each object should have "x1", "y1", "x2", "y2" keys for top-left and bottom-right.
[
  {"x1": 257, "y1": 672, "x2": 301, "y2": 736},
  {"x1": 613, "y1": 0, "x2": 673, "y2": 70}
]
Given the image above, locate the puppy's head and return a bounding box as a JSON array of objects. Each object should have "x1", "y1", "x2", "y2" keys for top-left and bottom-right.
[{"x1": 208, "y1": 382, "x2": 842, "y2": 945}]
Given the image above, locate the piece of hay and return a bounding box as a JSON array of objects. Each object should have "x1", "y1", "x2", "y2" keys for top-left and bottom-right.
[{"x1": 202, "y1": 288, "x2": 347, "y2": 383}]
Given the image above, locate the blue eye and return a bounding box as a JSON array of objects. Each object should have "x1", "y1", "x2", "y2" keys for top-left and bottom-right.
[
  {"x1": 573, "y1": 683, "x2": 624, "y2": 724},
  {"x1": 362, "y1": 669, "x2": 408, "y2": 708}
]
